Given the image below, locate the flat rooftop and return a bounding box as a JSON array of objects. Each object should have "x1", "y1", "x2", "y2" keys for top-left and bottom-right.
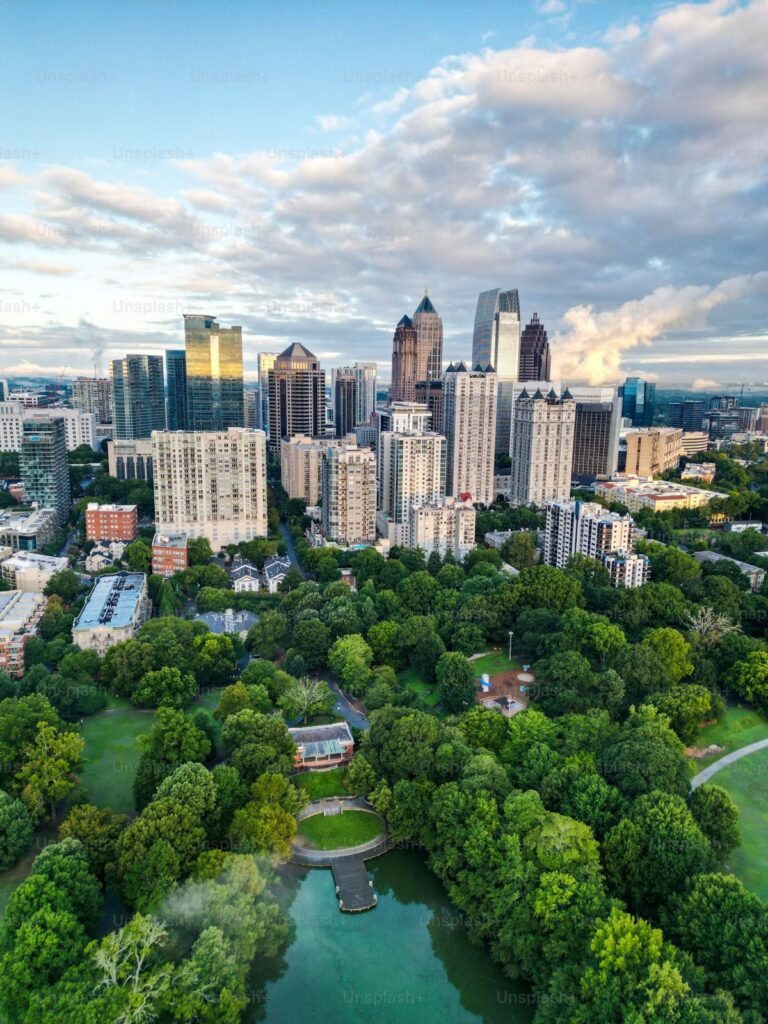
[
  {"x1": 0, "y1": 591, "x2": 46, "y2": 637},
  {"x1": 74, "y1": 572, "x2": 146, "y2": 631},
  {"x1": 152, "y1": 532, "x2": 187, "y2": 548},
  {"x1": 87, "y1": 503, "x2": 137, "y2": 513}
]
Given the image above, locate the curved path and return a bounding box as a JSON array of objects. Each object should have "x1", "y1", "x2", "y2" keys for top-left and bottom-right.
[{"x1": 691, "y1": 738, "x2": 768, "y2": 789}]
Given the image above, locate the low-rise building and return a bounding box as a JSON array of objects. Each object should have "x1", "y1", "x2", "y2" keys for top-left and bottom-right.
[
  {"x1": 85, "y1": 503, "x2": 138, "y2": 542},
  {"x1": 85, "y1": 541, "x2": 127, "y2": 575},
  {"x1": 596, "y1": 477, "x2": 727, "y2": 512},
  {"x1": 289, "y1": 721, "x2": 354, "y2": 769},
  {"x1": 601, "y1": 550, "x2": 650, "y2": 588},
  {"x1": 693, "y1": 551, "x2": 766, "y2": 593},
  {"x1": 0, "y1": 551, "x2": 68, "y2": 592},
  {"x1": 0, "y1": 590, "x2": 47, "y2": 676},
  {"x1": 407, "y1": 497, "x2": 476, "y2": 561},
  {"x1": 72, "y1": 572, "x2": 150, "y2": 654},
  {"x1": 680, "y1": 432, "x2": 710, "y2": 457},
  {"x1": 724, "y1": 521, "x2": 765, "y2": 534},
  {"x1": 151, "y1": 533, "x2": 188, "y2": 577},
  {"x1": 107, "y1": 438, "x2": 154, "y2": 481},
  {"x1": 264, "y1": 555, "x2": 292, "y2": 593},
  {"x1": 681, "y1": 462, "x2": 716, "y2": 484},
  {"x1": 493, "y1": 470, "x2": 511, "y2": 501},
  {"x1": 231, "y1": 563, "x2": 261, "y2": 592},
  {"x1": 484, "y1": 530, "x2": 514, "y2": 550},
  {"x1": 0, "y1": 507, "x2": 60, "y2": 552}
]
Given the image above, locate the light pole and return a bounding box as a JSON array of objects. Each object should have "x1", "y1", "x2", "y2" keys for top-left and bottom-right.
[{"x1": 508, "y1": 630, "x2": 514, "y2": 661}]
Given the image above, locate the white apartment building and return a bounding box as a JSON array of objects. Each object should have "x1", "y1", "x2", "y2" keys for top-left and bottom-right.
[
  {"x1": 0, "y1": 403, "x2": 97, "y2": 452},
  {"x1": 0, "y1": 590, "x2": 48, "y2": 676},
  {"x1": 602, "y1": 550, "x2": 650, "y2": 588},
  {"x1": 72, "y1": 572, "x2": 150, "y2": 655},
  {"x1": 442, "y1": 363, "x2": 498, "y2": 506},
  {"x1": 543, "y1": 500, "x2": 634, "y2": 568},
  {"x1": 280, "y1": 434, "x2": 354, "y2": 505},
  {"x1": 509, "y1": 388, "x2": 576, "y2": 506},
  {"x1": 378, "y1": 429, "x2": 446, "y2": 547},
  {"x1": 153, "y1": 428, "x2": 268, "y2": 549},
  {"x1": 321, "y1": 444, "x2": 377, "y2": 546},
  {"x1": 0, "y1": 551, "x2": 68, "y2": 592},
  {"x1": 408, "y1": 497, "x2": 476, "y2": 560}
]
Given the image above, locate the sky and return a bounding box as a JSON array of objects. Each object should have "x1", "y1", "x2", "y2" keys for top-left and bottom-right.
[{"x1": 0, "y1": 0, "x2": 766, "y2": 388}]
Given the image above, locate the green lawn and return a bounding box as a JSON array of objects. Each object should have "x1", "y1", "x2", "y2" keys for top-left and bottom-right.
[
  {"x1": 694, "y1": 706, "x2": 768, "y2": 764},
  {"x1": 294, "y1": 767, "x2": 350, "y2": 799},
  {"x1": 298, "y1": 810, "x2": 383, "y2": 850},
  {"x1": 711, "y1": 745, "x2": 768, "y2": 902},
  {"x1": 398, "y1": 667, "x2": 441, "y2": 708},
  {"x1": 80, "y1": 708, "x2": 155, "y2": 813},
  {"x1": 471, "y1": 649, "x2": 523, "y2": 677}
]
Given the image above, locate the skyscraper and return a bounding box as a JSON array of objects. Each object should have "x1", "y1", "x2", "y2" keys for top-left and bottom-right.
[
  {"x1": 153, "y1": 428, "x2": 268, "y2": 548},
  {"x1": 390, "y1": 315, "x2": 419, "y2": 402},
  {"x1": 183, "y1": 314, "x2": 244, "y2": 431},
  {"x1": 472, "y1": 288, "x2": 521, "y2": 455},
  {"x1": 412, "y1": 291, "x2": 443, "y2": 383},
  {"x1": 509, "y1": 388, "x2": 576, "y2": 506},
  {"x1": 267, "y1": 342, "x2": 326, "y2": 454},
  {"x1": 110, "y1": 355, "x2": 166, "y2": 440},
  {"x1": 72, "y1": 377, "x2": 113, "y2": 424},
  {"x1": 668, "y1": 400, "x2": 706, "y2": 431},
  {"x1": 442, "y1": 363, "x2": 498, "y2": 505},
  {"x1": 353, "y1": 362, "x2": 377, "y2": 424},
  {"x1": 244, "y1": 388, "x2": 261, "y2": 429},
  {"x1": 257, "y1": 352, "x2": 279, "y2": 438},
  {"x1": 572, "y1": 390, "x2": 622, "y2": 483},
  {"x1": 379, "y1": 429, "x2": 446, "y2": 546},
  {"x1": 165, "y1": 350, "x2": 187, "y2": 431},
  {"x1": 20, "y1": 418, "x2": 70, "y2": 525},
  {"x1": 519, "y1": 314, "x2": 551, "y2": 382},
  {"x1": 414, "y1": 379, "x2": 443, "y2": 435},
  {"x1": 620, "y1": 376, "x2": 656, "y2": 428},
  {"x1": 321, "y1": 444, "x2": 377, "y2": 546},
  {"x1": 334, "y1": 368, "x2": 358, "y2": 437}
]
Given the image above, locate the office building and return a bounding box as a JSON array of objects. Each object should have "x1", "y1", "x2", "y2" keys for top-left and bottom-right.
[
  {"x1": 414, "y1": 379, "x2": 443, "y2": 434},
  {"x1": 257, "y1": 352, "x2": 278, "y2": 438},
  {"x1": 0, "y1": 590, "x2": 48, "y2": 677},
  {"x1": 621, "y1": 377, "x2": 656, "y2": 427},
  {"x1": 85, "y1": 503, "x2": 138, "y2": 542},
  {"x1": 0, "y1": 508, "x2": 59, "y2": 552},
  {"x1": 0, "y1": 379, "x2": 8, "y2": 402},
  {"x1": 267, "y1": 343, "x2": 326, "y2": 454},
  {"x1": 472, "y1": 288, "x2": 520, "y2": 454},
  {"x1": 519, "y1": 313, "x2": 551, "y2": 382},
  {"x1": 151, "y1": 532, "x2": 189, "y2": 577},
  {"x1": 0, "y1": 403, "x2": 97, "y2": 453},
  {"x1": 407, "y1": 497, "x2": 476, "y2": 560},
  {"x1": 20, "y1": 418, "x2": 70, "y2": 525},
  {"x1": 624, "y1": 428, "x2": 683, "y2": 477},
  {"x1": 321, "y1": 444, "x2": 377, "y2": 546},
  {"x1": 738, "y1": 407, "x2": 759, "y2": 432},
  {"x1": 705, "y1": 396, "x2": 740, "y2": 440},
  {"x1": 72, "y1": 377, "x2": 113, "y2": 424},
  {"x1": 390, "y1": 315, "x2": 419, "y2": 403},
  {"x1": 153, "y1": 428, "x2": 268, "y2": 549},
  {"x1": 543, "y1": 500, "x2": 635, "y2": 569},
  {"x1": 572, "y1": 399, "x2": 621, "y2": 483},
  {"x1": 72, "y1": 572, "x2": 150, "y2": 655},
  {"x1": 244, "y1": 388, "x2": 260, "y2": 429},
  {"x1": 509, "y1": 388, "x2": 576, "y2": 506},
  {"x1": 442, "y1": 363, "x2": 498, "y2": 505},
  {"x1": 280, "y1": 434, "x2": 351, "y2": 505},
  {"x1": 680, "y1": 431, "x2": 710, "y2": 457},
  {"x1": 165, "y1": 349, "x2": 188, "y2": 431},
  {"x1": 668, "y1": 400, "x2": 707, "y2": 432},
  {"x1": 0, "y1": 552, "x2": 68, "y2": 592},
  {"x1": 334, "y1": 368, "x2": 358, "y2": 437},
  {"x1": 412, "y1": 291, "x2": 443, "y2": 383},
  {"x1": 184, "y1": 314, "x2": 244, "y2": 431},
  {"x1": 111, "y1": 355, "x2": 166, "y2": 439},
  {"x1": 107, "y1": 438, "x2": 154, "y2": 481},
  {"x1": 596, "y1": 476, "x2": 728, "y2": 512},
  {"x1": 353, "y1": 363, "x2": 377, "y2": 423},
  {"x1": 378, "y1": 429, "x2": 446, "y2": 546}
]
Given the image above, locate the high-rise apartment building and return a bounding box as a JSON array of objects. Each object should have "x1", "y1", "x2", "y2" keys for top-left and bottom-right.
[
  {"x1": 472, "y1": 288, "x2": 520, "y2": 454},
  {"x1": 378, "y1": 429, "x2": 446, "y2": 546},
  {"x1": 353, "y1": 363, "x2": 377, "y2": 424},
  {"x1": 414, "y1": 380, "x2": 443, "y2": 434},
  {"x1": 0, "y1": 403, "x2": 97, "y2": 453},
  {"x1": 321, "y1": 444, "x2": 377, "y2": 546},
  {"x1": 624, "y1": 428, "x2": 683, "y2": 477},
  {"x1": 153, "y1": 428, "x2": 268, "y2": 549},
  {"x1": 412, "y1": 291, "x2": 443, "y2": 383},
  {"x1": 620, "y1": 377, "x2": 656, "y2": 427},
  {"x1": 519, "y1": 313, "x2": 551, "y2": 382},
  {"x1": 280, "y1": 434, "x2": 352, "y2": 505},
  {"x1": 407, "y1": 497, "x2": 476, "y2": 560},
  {"x1": 72, "y1": 377, "x2": 113, "y2": 424},
  {"x1": 333, "y1": 368, "x2": 358, "y2": 437},
  {"x1": 543, "y1": 500, "x2": 635, "y2": 569},
  {"x1": 442, "y1": 363, "x2": 498, "y2": 505},
  {"x1": 390, "y1": 315, "x2": 419, "y2": 403},
  {"x1": 165, "y1": 350, "x2": 187, "y2": 431},
  {"x1": 111, "y1": 355, "x2": 166, "y2": 440},
  {"x1": 509, "y1": 388, "x2": 576, "y2": 506},
  {"x1": 267, "y1": 343, "x2": 326, "y2": 454},
  {"x1": 183, "y1": 314, "x2": 243, "y2": 431},
  {"x1": 20, "y1": 418, "x2": 70, "y2": 525}
]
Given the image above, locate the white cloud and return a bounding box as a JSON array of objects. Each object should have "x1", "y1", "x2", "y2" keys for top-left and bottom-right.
[
  {"x1": 692, "y1": 377, "x2": 722, "y2": 390},
  {"x1": 315, "y1": 114, "x2": 353, "y2": 132}
]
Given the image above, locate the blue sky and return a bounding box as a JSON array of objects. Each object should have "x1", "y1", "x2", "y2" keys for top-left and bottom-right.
[{"x1": 1, "y1": 0, "x2": 766, "y2": 387}]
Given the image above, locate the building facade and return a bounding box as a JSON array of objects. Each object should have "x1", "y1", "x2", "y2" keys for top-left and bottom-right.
[
  {"x1": 472, "y1": 288, "x2": 520, "y2": 454},
  {"x1": 153, "y1": 428, "x2": 268, "y2": 549},
  {"x1": 412, "y1": 291, "x2": 443, "y2": 383},
  {"x1": 111, "y1": 355, "x2": 166, "y2": 439},
  {"x1": 519, "y1": 313, "x2": 551, "y2": 382},
  {"x1": 668, "y1": 400, "x2": 706, "y2": 432},
  {"x1": 184, "y1": 314, "x2": 244, "y2": 431},
  {"x1": 442, "y1": 363, "x2": 498, "y2": 505},
  {"x1": 107, "y1": 438, "x2": 154, "y2": 481},
  {"x1": 321, "y1": 444, "x2": 377, "y2": 546},
  {"x1": 165, "y1": 349, "x2": 188, "y2": 431},
  {"x1": 390, "y1": 315, "x2": 419, "y2": 403},
  {"x1": 572, "y1": 396, "x2": 622, "y2": 482},
  {"x1": 20, "y1": 418, "x2": 70, "y2": 525},
  {"x1": 85, "y1": 503, "x2": 138, "y2": 542},
  {"x1": 72, "y1": 572, "x2": 150, "y2": 655},
  {"x1": 353, "y1": 362, "x2": 377, "y2": 424},
  {"x1": 509, "y1": 388, "x2": 576, "y2": 506},
  {"x1": 280, "y1": 434, "x2": 350, "y2": 505},
  {"x1": 407, "y1": 497, "x2": 476, "y2": 560},
  {"x1": 378, "y1": 429, "x2": 446, "y2": 545},
  {"x1": 0, "y1": 552, "x2": 68, "y2": 592},
  {"x1": 621, "y1": 377, "x2": 656, "y2": 427},
  {"x1": 151, "y1": 532, "x2": 189, "y2": 577},
  {"x1": 72, "y1": 377, "x2": 113, "y2": 424},
  {"x1": 267, "y1": 343, "x2": 326, "y2": 454},
  {"x1": 0, "y1": 508, "x2": 59, "y2": 552},
  {"x1": 257, "y1": 352, "x2": 278, "y2": 439},
  {"x1": 0, "y1": 590, "x2": 47, "y2": 676},
  {"x1": 596, "y1": 477, "x2": 728, "y2": 512},
  {"x1": 0, "y1": 403, "x2": 97, "y2": 453},
  {"x1": 624, "y1": 428, "x2": 683, "y2": 477},
  {"x1": 333, "y1": 369, "x2": 358, "y2": 437},
  {"x1": 543, "y1": 500, "x2": 635, "y2": 569}
]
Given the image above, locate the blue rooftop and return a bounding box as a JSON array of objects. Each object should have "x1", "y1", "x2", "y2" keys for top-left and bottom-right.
[{"x1": 74, "y1": 572, "x2": 146, "y2": 631}]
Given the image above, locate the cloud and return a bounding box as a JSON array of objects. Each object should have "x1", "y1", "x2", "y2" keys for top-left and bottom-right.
[
  {"x1": 10, "y1": 259, "x2": 76, "y2": 276},
  {"x1": 315, "y1": 114, "x2": 353, "y2": 132},
  {"x1": 691, "y1": 377, "x2": 721, "y2": 391}
]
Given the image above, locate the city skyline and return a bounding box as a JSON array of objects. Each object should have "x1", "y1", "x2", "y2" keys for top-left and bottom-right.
[{"x1": 1, "y1": 0, "x2": 766, "y2": 388}]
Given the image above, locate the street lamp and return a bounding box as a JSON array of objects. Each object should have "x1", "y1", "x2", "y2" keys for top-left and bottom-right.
[{"x1": 508, "y1": 630, "x2": 514, "y2": 661}]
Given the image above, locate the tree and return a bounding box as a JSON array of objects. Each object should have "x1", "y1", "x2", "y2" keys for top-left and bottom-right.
[
  {"x1": 29, "y1": 837, "x2": 103, "y2": 929},
  {"x1": 365, "y1": 707, "x2": 440, "y2": 781},
  {"x1": 641, "y1": 627, "x2": 694, "y2": 682},
  {"x1": 436, "y1": 652, "x2": 476, "y2": 713},
  {"x1": 191, "y1": 633, "x2": 237, "y2": 688},
  {"x1": 0, "y1": 693, "x2": 60, "y2": 790},
  {"x1": 123, "y1": 540, "x2": 152, "y2": 573},
  {"x1": 132, "y1": 666, "x2": 197, "y2": 708},
  {"x1": 220, "y1": 710, "x2": 295, "y2": 783},
  {"x1": 246, "y1": 610, "x2": 288, "y2": 659},
  {"x1": 59, "y1": 803, "x2": 127, "y2": 880},
  {"x1": 688, "y1": 784, "x2": 741, "y2": 859},
  {"x1": 167, "y1": 926, "x2": 247, "y2": 1024},
  {"x1": 516, "y1": 564, "x2": 583, "y2": 612},
  {"x1": 43, "y1": 569, "x2": 83, "y2": 604},
  {"x1": 397, "y1": 571, "x2": 439, "y2": 615},
  {"x1": 188, "y1": 536, "x2": 214, "y2": 565},
  {"x1": 647, "y1": 684, "x2": 714, "y2": 744},
  {"x1": 228, "y1": 773, "x2": 305, "y2": 858},
  {"x1": 0, "y1": 790, "x2": 33, "y2": 870},
  {"x1": 596, "y1": 705, "x2": 690, "y2": 800},
  {"x1": 367, "y1": 620, "x2": 405, "y2": 669},
  {"x1": 278, "y1": 677, "x2": 334, "y2": 723},
  {"x1": 726, "y1": 650, "x2": 768, "y2": 712},
  {"x1": 133, "y1": 708, "x2": 211, "y2": 810},
  {"x1": 501, "y1": 531, "x2": 537, "y2": 570},
  {"x1": 328, "y1": 634, "x2": 374, "y2": 696},
  {"x1": 214, "y1": 681, "x2": 251, "y2": 721},
  {"x1": 16, "y1": 722, "x2": 85, "y2": 822},
  {"x1": 290, "y1": 618, "x2": 332, "y2": 671}
]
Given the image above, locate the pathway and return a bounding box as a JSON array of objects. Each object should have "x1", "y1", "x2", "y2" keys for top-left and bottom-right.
[
  {"x1": 278, "y1": 522, "x2": 307, "y2": 578},
  {"x1": 327, "y1": 679, "x2": 369, "y2": 730},
  {"x1": 691, "y1": 737, "x2": 768, "y2": 789}
]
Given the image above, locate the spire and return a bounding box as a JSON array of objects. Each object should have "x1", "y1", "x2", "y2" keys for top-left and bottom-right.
[
  {"x1": 397, "y1": 314, "x2": 413, "y2": 327},
  {"x1": 532, "y1": 388, "x2": 545, "y2": 400},
  {"x1": 414, "y1": 290, "x2": 437, "y2": 316}
]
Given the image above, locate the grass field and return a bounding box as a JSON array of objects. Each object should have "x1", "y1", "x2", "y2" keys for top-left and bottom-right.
[
  {"x1": 694, "y1": 706, "x2": 768, "y2": 764},
  {"x1": 398, "y1": 667, "x2": 441, "y2": 708},
  {"x1": 294, "y1": 767, "x2": 349, "y2": 799},
  {"x1": 298, "y1": 810, "x2": 383, "y2": 850},
  {"x1": 79, "y1": 708, "x2": 155, "y2": 813},
  {"x1": 711, "y1": 745, "x2": 768, "y2": 902},
  {"x1": 471, "y1": 649, "x2": 523, "y2": 677}
]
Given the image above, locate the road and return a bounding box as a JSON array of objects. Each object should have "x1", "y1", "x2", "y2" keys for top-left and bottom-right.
[
  {"x1": 328, "y1": 679, "x2": 369, "y2": 730},
  {"x1": 58, "y1": 526, "x2": 78, "y2": 559},
  {"x1": 279, "y1": 522, "x2": 308, "y2": 578},
  {"x1": 690, "y1": 738, "x2": 768, "y2": 789}
]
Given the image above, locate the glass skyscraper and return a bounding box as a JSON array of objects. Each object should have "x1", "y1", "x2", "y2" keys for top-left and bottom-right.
[
  {"x1": 184, "y1": 314, "x2": 244, "y2": 431},
  {"x1": 111, "y1": 355, "x2": 166, "y2": 440},
  {"x1": 20, "y1": 418, "x2": 70, "y2": 525},
  {"x1": 165, "y1": 349, "x2": 187, "y2": 430},
  {"x1": 621, "y1": 376, "x2": 656, "y2": 427},
  {"x1": 472, "y1": 288, "x2": 521, "y2": 454}
]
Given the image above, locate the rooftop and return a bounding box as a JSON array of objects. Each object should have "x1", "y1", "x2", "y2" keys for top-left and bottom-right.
[
  {"x1": 694, "y1": 551, "x2": 765, "y2": 575},
  {"x1": 87, "y1": 503, "x2": 137, "y2": 513},
  {"x1": 152, "y1": 532, "x2": 187, "y2": 549},
  {"x1": 2, "y1": 551, "x2": 68, "y2": 571},
  {"x1": 74, "y1": 572, "x2": 146, "y2": 632},
  {"x1": 413, "y1": 291, "x2": 438, "y2": 316},
  {"x1": 264, "y1": 555, "x2": 292, "y2": 580},
  {"x1": 0, "y1": 591, "x2": 46, "y2": 637},
  {"x1": 289, "y1": 721, "x2": 353, "y2": 758}
]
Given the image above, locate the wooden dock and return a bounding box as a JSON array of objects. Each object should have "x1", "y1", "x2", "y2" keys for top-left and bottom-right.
[{"x1": 332, "y1": 855, "x2": 377, "y2": 912}]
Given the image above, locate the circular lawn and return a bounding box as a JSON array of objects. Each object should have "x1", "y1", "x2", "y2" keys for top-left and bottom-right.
[{"x1": 298, "y1": 810, "x2": 384, "y2": 851}]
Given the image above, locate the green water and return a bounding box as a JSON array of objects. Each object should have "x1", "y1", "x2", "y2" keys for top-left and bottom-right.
[{"x1": 252, "y1": 850, "x2": 535, "y2": 1024}]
